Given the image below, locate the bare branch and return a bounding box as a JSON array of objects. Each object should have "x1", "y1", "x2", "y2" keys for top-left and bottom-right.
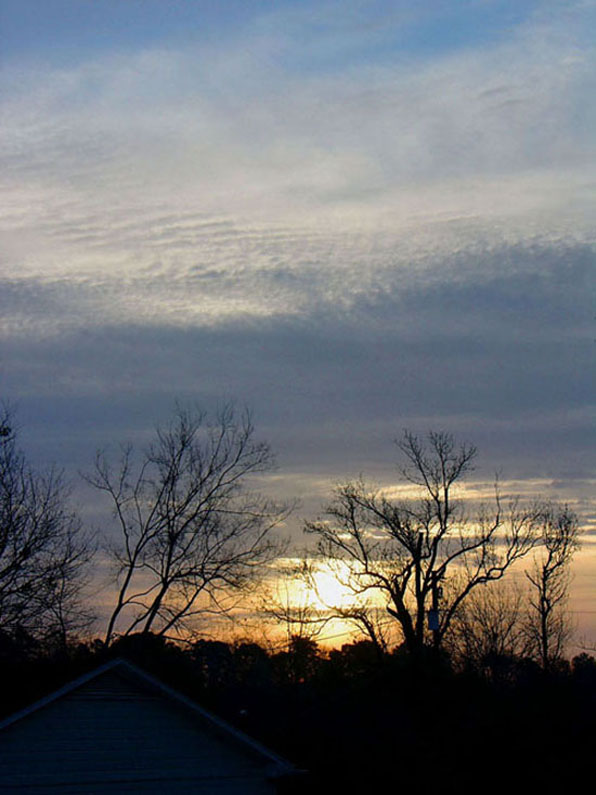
[
  {"x1": 0, "y1": 405, "x2": 94, "y2": 647},
  {"x1": 305, "y1": 429, "x2": 557, "y2": 657},
  {"x1": 88, "y1": 403, "x2": 291, "y2": 645}
]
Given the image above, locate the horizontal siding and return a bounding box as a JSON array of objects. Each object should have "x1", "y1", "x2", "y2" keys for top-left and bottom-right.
[{"x1": 0, "y1": 670, "x2": 277, "y2": 794}]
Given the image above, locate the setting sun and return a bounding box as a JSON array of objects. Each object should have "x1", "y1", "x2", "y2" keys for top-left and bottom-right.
[
  {"x1": 274, "y1": 558, "x2": 363, "y2": 613},
  {"x1": 266, "y1": 558, "x2": 393, "y2": 646}
]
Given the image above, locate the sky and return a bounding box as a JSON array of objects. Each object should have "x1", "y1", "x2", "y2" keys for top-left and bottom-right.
[{"x1": 1, "y1": 1, "x2": 595, "y2": 643}]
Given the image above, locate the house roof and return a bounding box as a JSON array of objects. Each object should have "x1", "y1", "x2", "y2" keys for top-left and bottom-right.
[{"x1": 0, "y1": 658, "x2": 298, "y2": 793}]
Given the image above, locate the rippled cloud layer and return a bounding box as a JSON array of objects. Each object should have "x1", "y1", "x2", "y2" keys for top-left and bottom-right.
[{"x1": 1, "y1": 1, "x2": 593, "y2": 531}]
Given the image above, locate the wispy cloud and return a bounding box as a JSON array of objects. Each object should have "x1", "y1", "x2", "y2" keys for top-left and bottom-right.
[
  {"x1": 0, "y1": 1, "x2": 593, "y2": 501},
  {"x1": 1, "y1": 2, "x2": 594, "y2": 333}
]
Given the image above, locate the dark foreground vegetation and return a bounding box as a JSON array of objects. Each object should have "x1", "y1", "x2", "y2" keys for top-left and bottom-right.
[{"x1": 1, "y1": 631, "x2": 595, "y2": 792}]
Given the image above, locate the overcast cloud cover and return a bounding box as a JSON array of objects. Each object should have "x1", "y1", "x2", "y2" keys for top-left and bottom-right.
[{"x1": 1, "y1": 1, "x2": 595, "y2": 632}]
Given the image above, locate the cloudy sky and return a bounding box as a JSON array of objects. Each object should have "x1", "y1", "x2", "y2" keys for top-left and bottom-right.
[{"x1": 1, "y1": 1, "x2": 594, "y2": 638}]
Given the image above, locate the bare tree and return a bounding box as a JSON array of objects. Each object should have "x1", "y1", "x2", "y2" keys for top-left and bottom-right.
[
  {"x1": 261, "y1": 559, "x2": 331, "y2": 644},
  {"x1": 264, "y1": 557, "x2": 394, "y2": 654},
  {"x1": 0, "y1": 407, "x2": 94, "y2": 646},
  {"x1": 305, "y1": 431, "x2": 548, "y2": 657},
  {"x1": 88, "y1": 405, "x2": 290, "y2": 645},
  {"x1": 445, "y1": 580, "x2": 529, "y2": 672},
  {"x1": 523, "y1": 503, "x2": 579, "y2": 670}
]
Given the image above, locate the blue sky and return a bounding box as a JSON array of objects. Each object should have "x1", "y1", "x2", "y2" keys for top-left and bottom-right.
[
  {"x1": 1, "y1": 1, "x2": 544, "y2": 64},
  {"x1": 1, "y1": 1, "x2": 595, "y2": 639}
]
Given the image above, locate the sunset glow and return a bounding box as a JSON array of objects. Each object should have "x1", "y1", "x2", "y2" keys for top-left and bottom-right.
[
  {"x1": 0, "y1": 0, "x2": 593, "y2": 647},
  {"x1": 275, "y1": 559, "x2": 366, "y2": 613}
]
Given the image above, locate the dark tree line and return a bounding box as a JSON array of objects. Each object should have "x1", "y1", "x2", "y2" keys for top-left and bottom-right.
[{"x1": 1, "y1": 630, "x2": 595, "y2": 791}]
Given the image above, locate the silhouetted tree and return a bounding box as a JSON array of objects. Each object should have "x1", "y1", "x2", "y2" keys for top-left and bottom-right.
[
  {"x1": 261, "y1": 558, "x2": 332, "y2": 645},
  {"x1": 0, "y1": 407, "x2": 93, "y2": 647},
  {"x1": 329, "y1": 640, "x2": 387, "y2": 678},
  {"x1": 88, "y1": 404, "x2": 290, "y2": 644},
  {"x1": 274, "y1": 636, "x2": 321, "y2": 685},
  {"x1": 571, "y1": 652, "x2": 596, "y2": 685},
  {"x1": 233, "y1": 641, "x2": 273, "y2": 688},
  {"x1": 329, "y1": 604, "x2": 392, "y2": 656},
  {"x1": 523, "y1": 503, "x2": 579, "y2": 670},
  {"x1": 446, "y1": 580, "x2": 529, "y2": 676},
  {"x1": 306, "y1": 431, "x2": 550, "y2": 657},
  {"x1": 263, "y1": 556, "x2": 395, "y2": 657},
  {"x1": 191, "y1": 639, "x2": 235, "y2": 689}
]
